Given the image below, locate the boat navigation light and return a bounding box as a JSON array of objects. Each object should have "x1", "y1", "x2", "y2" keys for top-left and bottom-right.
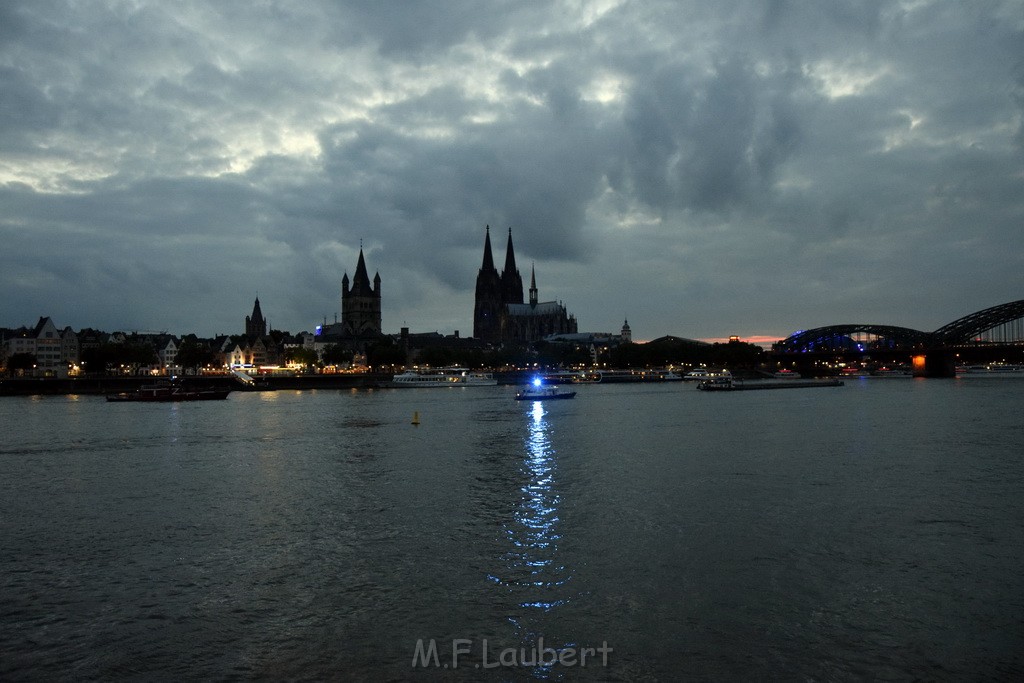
[{"x1": 532, "y1": 377, "x2": 543, "y2": 387}]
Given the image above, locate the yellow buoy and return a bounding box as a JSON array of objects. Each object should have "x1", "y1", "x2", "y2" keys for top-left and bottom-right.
[{"x1": 411, "y1": 410, "x2": 420, "y2": 426}]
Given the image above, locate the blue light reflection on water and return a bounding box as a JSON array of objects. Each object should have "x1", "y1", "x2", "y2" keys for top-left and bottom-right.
[
  {"x1": 515, "y1": 401, "x2": 564, "y2": 600},
  {"x1": 489, "y1": 399, "x2": 577, "y2": 677}
]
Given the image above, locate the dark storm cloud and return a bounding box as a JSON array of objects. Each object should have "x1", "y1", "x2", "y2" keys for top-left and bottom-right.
[
  {"x1": 315, "y1": 83, "x2": 610, "y2": 265},
  {"x1": 330, "y1": 0, "x2": 553, "y2": 57},
  {"x1": 1, "y1": 0, "x2": 1022, "y2": 339},
  {"x1": 618, "y1": 55, "x2": 804, "y2": 213}
]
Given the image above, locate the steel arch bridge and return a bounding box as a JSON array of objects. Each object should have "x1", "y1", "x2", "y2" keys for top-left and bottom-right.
[
  {"x1": 775, "y1": 299, "x2": 1024, "y2": 353},
  {"x1": 931, "y1": 299, "x2": 1024, "y2": 346},
  {"x1": 775, "y1": 324, "x2": 932, "y2": 353}
]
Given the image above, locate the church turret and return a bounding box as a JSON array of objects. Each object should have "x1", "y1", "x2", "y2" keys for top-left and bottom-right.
[{"x1": 621, "y1": 318, "x2": 632, "y2": 343}]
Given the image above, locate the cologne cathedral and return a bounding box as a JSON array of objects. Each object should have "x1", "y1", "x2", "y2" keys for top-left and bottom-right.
[{"x1": 473, "y1": 226, "x2": 577, "y2": 345}]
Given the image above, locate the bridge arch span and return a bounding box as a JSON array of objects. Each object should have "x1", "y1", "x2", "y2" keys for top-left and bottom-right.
[
  {"x1": 931, "y1": 299, "x2": 1024, "y2": 346},
  {"x1": 775, "y1": 324, "x2": 932, "y2": 353}
]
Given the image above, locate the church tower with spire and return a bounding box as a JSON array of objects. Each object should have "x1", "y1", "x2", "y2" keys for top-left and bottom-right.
[
  {"x1": 473, "y1": 226, "x2": 502, "y2": 342},
  {"x1": 341, "y1": 246, "x2": 382, "y2": 337},
  {"x1": 245, "y1": 297, "x2": 267, "y2": 338}
]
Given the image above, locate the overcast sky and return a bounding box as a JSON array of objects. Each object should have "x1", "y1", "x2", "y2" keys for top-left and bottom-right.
[{"x1": 2, "y1": 1, "x2": 1022, "y2": 342}]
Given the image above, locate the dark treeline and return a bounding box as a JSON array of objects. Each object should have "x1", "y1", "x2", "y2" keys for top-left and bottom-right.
[
  {"x1": 79, "y1": 342, "x2": 158, "y2": 374},
  {"x1": 608, "y1": 338, "x2": 764, "y2": 369}
]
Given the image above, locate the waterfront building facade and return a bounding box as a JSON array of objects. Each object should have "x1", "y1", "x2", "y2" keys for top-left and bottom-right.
[
  {"x1": 2, "y1": 317, "x2": 79, "y2": 376},
  {"x1": 222, "y1": 334, "x2": 283, "y2": 368},
  {"x1": 155, "y1": 337, "x2": 178, "y2": 371},
  {"x1": 128, "y1": 333, "x2": 181, "y2": 374}
]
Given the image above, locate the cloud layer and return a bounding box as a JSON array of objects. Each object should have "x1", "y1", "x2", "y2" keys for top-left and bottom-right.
[{"x1": 2, "y1": 0, "x2": 1022, "y2": 339}]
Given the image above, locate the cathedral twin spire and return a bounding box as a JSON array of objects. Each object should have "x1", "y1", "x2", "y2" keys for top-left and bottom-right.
[
  {"x1": 473, "y1": 224, "x2": 578, "y2": 343},
  {"x1": 475, "y1": 225, "x2": 537, "y2": 341},
  {"x1": 480, "y1": 225, "x2": 496, "y2": 273},
  {"x1": 477, "y1": 224, "x2": 524, "y2": 302},
  {"x1": 501, "y1": 227, "x2": 524, "y2": 305}
]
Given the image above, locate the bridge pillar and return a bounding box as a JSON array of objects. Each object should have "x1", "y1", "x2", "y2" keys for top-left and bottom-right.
[{"x1": 912, "y1": 351, "x2": 956, "y2": 378}]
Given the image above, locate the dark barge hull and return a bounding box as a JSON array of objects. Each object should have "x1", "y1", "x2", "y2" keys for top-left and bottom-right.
[{"x1": 698, "y1": 379, "x2": 844, "y2": 392}]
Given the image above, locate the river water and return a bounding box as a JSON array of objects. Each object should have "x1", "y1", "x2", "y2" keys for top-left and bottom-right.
[{"x1": 1, "y1": 377, "x2": 1022, "y2": 680}]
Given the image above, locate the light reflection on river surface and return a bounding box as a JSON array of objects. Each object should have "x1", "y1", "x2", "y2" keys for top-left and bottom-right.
[{"x1": 1, "y1": 378, "x2": 1022, "y2": 680}]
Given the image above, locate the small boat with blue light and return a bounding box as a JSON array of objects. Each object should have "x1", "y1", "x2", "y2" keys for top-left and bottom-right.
[{"x1": 515, "y1": 378, "x2": 577, "y2": 401}]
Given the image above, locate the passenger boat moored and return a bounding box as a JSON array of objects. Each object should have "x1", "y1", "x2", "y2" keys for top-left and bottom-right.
[{"x1": 390, "y1": 367, "x2": 497, "y2": 387}]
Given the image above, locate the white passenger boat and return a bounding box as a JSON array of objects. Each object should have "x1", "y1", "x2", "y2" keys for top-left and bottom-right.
[
  {"x1": 962, "y1": 363, "x2": 1024, "y2": 374},
  {"x1": 390, "y1": 367, "x2": 497, "y2": 387},
  {"x1": 687, "y1": 368, "x2": 732, "y2": 381}
]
